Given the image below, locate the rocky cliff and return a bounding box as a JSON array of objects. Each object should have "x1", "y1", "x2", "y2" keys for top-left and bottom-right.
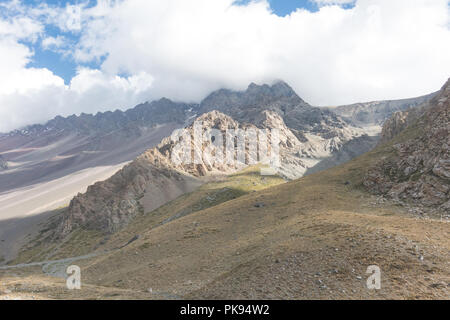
[{"x1": 364, "y1": 79, "x2": 450, "y2": 212}]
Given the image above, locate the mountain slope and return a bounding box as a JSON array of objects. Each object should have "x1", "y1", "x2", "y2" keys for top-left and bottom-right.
[
  {"x1": 0, "y1": 99, "x2": 193, "y2": 265},
  {"x1": 0, "y1": 81, "x2": 442, "y2": 270},
  {"x1": 364, "y1": 79, "x2": 450, "y2": 211},
  {"x1": 75, "y1": 129, "x2": 447, "y2": 300},
  {"x1": 328, "y1": 92, "x2": 436, "y2": 128},
  {"x1": 55, "y1": 110, "x2": 315, "y2": 237},
  {"x1": 0, "y1": 98, "x2": 194, "y2": 228},
  {"x1": 20, "y1": 80, "x2": 442, "y2": 240},
  {"x1": 0, "y1": 98, "x2": 194, "y2": 192},
  {"x1": 4, "y1": 143, "x2": 448, "y2": 300},
  {"x1": 0, "y1": 80, "x2": 431, "y2": 219}
]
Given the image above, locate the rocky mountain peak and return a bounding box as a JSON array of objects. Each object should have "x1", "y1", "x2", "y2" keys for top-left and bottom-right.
[
  {"x1": 246, "y1": 80, "x2": 299, "y2": 99},
  {"x1": 198, "y1": 80, "x2": 307, "y2": 115},
  {"x1": 197, "y1": 81, "x2": 353, "y2": 142}
]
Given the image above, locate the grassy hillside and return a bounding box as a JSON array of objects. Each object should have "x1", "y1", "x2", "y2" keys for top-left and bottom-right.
[
  {"x1": 2, "y1": 141, "x2": 449, "y2": 299},
  {"x1": 10, "y1": 165, "x2": 286, "y2": 264}
]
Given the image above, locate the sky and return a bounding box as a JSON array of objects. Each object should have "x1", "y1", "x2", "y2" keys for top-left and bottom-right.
[{"x1": 0, "y1": 0, "x2": 449, "y2": 132}]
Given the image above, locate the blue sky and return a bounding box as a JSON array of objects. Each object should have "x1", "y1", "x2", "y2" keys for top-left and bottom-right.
[{"x1": 25, "y1": 25, "x2": 80, "y2": 84}]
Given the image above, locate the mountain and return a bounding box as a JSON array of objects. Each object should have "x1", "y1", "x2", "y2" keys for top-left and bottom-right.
[
  {"x1": 1, "y1": 80, "x2": 427, "y2": 201},
  {"x1": 51, "y1": 76, "x2": 446, "y2": 238},
  {"x1": 57, "y1": 109, "x2": 336, "y2": 237},
  {"x1": 4, "y1": 98, "x2": 195, "y2": 138},
  {"x1": 328, "y1": 93, "x2": 436, "y2": 128},
  {"x1": 199, "y1": 81, "x2": 376, "y2": 175},
  {"x1": 0, "y1": 99, "x2": 195, "y2": 220},
  {"x1": 0, "y1": 80, "x2": 440, "y2": 266},
  {"x1": 200, "y1": 81, "x2": 348, "y2": 137},
  {"x1": 2, "y1": 80, "x2": 449, "y2": 300},
  {"x1": 6, "y1": 112, "x2": 449, "y2": 300},
  {"x1": 364, "y1": 79, "x2": 450, "y2": 212},
  {"x1": 0, "y1": 97, "x2": 197, "y2": 193},
  {"x1": 0, "y1": 81, "x2": 353, "y2": 222}
]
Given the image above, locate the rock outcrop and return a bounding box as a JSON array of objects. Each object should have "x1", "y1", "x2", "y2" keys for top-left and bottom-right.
[
  {"x1": 364, "y1": 79, "x2": 450, "y2": 212},
  {"x1": 57, "y1": 155, "x2": 201, "y2": 236},
  {"x1": 378, "y1": 105, "x2": 429, "y2": 144}
]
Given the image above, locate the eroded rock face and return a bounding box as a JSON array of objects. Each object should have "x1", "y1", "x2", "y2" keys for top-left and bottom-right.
[
  {"x1": 364, "y1": 79, "x2": 450, "y2": 212},
  {"x1": 57, "y1": 156, "x2": 199, "y2": 236}
]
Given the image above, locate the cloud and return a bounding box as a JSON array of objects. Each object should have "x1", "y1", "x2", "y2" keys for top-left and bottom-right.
[
  {"x1": 41, "y1": 35, "x2": 66, "y2": 50},
  {"x1": 75, "y1": 0, "x2": 450, "y2": 103},
  {"x1": 0, "y1": 1, "x2": 155, "y2": 132},
  {"x1": 0, "y1": 0, "x2": 449, "y2": 132},
  {"x1": 0, "y1": 65, "x2": 156, "y2": 132}
]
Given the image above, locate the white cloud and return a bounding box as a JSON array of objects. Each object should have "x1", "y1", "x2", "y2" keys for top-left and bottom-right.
[
  {"x1": 41, "y1": 35, "x2": 66, "y2": 50},
  {"x1": 0, "y1": 1, "x2": 156, "y2": 132},
  {"x1": 0, "y1": 12, "x2": 62, "y2": 97},
  {"x1": 74, "y1": 0, "x2": 450, "y2": 103},
  {"x1": 0, "y1": 0, "x2": 449, "y2": 132},
  {"x1": 0, "y1": 64, "x2": 157, "y2": 131}
]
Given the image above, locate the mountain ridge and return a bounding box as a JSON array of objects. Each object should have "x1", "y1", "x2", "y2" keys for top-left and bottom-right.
[{"x1": 0, "y1": 80, "x2": 439, "y2": 263}]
